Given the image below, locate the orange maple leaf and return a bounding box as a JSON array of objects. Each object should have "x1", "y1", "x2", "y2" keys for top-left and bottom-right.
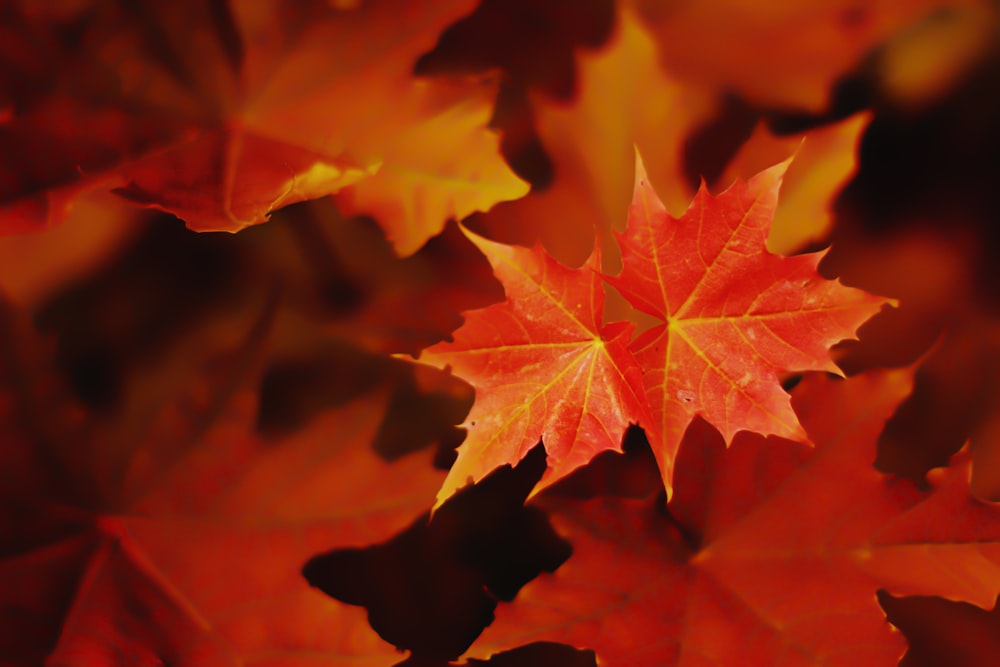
[
  {"x1": 463, "y1": 9, "x2": 715, "y2": 269},
  {"x1": 416, "y1": 234, "x2": 651, "y2": 508},
  {"x1": 629, "y1": 0, "x2": 959, "y2": 110},
  {"x1": 714, "y1": 112, "x2": 871, "y2": 256},
  {"x1": 332, "y1": 78, "x2": 529, "y2": 256},
  {"x1": 468, "y1": 368, "x2": 1000, "y2": 666},
  {"x1": 607, "y1": 152, "x2": 889, "y2": 495},
  {"x1": 0, "y1": 0, "x2": 526, "y2": 250}
]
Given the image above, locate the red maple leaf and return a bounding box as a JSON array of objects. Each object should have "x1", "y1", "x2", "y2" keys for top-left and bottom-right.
[
  {"x1": 607, "y1": 152, "x2": 889, "y2": 495},
  {"x1": 417, "y1": 154, "x2": 887, "y2": 505},
  {"x1": 0, "y1": 305, "x2": 445, "y2": 666},
  {"x1": 417, "y1": 234, "x2": 651, "y2": 507},
  {"x1": 466, "y1": 368, "x2": 1000, "y2": 666}
]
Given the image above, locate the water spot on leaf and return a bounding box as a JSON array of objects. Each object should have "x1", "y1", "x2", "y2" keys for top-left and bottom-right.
[{"x1": 676, "y1": 389, "x2": 696, "y2": 403}]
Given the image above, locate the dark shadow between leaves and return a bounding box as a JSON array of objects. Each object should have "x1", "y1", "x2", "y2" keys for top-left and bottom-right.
[
  {"x1": 825, "y1": 28, "x2": 1000, "y2": 315},
  {"x1": 302, "y1": 444, "x2": 572, "y2": 662},
  {"x1": 541, "y1": 425, "x2": 663, "y2": 501},
  {"x1": 394, "y1": 641, "x2": 597, "y2": 667},
  {"x1": 414, "y1": 0, "x2": 615, "y2": 191},
  {"x1": 878, "y1": 590, "x2": 1000, "y2": 667},
  {"x1": 256, "y1": 342, "x2": 394, "y2": 437},
  {"x1": 256, "y1": 346, "x2": 471, "y2": 463},
  {"x1": 874, "y1": 327, "x2": 1000, "y2": 488},
  {"x1": 265, "y1": 201, "x2": 368, "y2": 319},
  {"x1": 414, "y1": 0, "x2": 615, "y2": 100},
  {"x1": 34, "y1": 212, "x2": 245, "y2": 412},
  {"x1": 683, "y1": 94, "x2": 761, "y2": 194}
]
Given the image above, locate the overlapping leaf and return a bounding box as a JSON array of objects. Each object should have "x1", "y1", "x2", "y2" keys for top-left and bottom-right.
[
  {"x1": 608, "y1": 153, "x2": 889, "y2": 494},
  {"x1": 416, "y1": 234, "x2": 651, "y2": 507},
  {"x1": 425, "y1": 152, "x2": 887, "y2": 506},
  {"x1": 2, "y1": 2, "x2": 996, "y2": 665},
  {"x1": 467, "y1": 368, "x2": 1000, "y2": 665},
  {"x1": 463, "y1": 9, "x2": 715, "y2": 268},
  {"x1": 718, "y1": 112, "x2": 871, "y2": 256},
  {"x1": 0, "y1": 303, "x2": 446, "y2": 666},
  {"x1": 332, "y1": 79, "x2": 528, "y2": 256},
  {"x1": 0, "y1": 0, "x2": 526, "y2": 251},
  {"x1": 628, "y1": 0, "x2": 963, "y2": 110}
]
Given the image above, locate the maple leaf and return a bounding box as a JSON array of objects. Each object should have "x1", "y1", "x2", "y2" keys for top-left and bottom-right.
[
  {"x1": 627, "y1": 0, "x2": 960, "y2": 110},
  {"x1": 415, "y1": 233, "x2": 651, "y2": 508},
  {"x1": 332, "y1": 79, "x2": 529, "y2": 256},
  {"x1": 413, "y1": 0, "x2": 617, "y2": 220},
  {"x1": 0, "y1": 0, "x2": 526, "y2": 249},
  {"x1": 462, "y1": 9, "x2": 715, "y2": 268},
  {"x1": 607, "y1": 152, "x2": 889, "y2": 495},
  {"x1": 0, "y1": 302, "x2": 447, "y2": 666},
  {"x1": 466, "y1": 368, "x2": 1000, "y2": 666},
  {"x1": 715, "y1": 112, "x2": 871, "y2": 256}
]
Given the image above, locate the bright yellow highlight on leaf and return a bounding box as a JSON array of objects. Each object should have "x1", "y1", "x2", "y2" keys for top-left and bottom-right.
[{"x1": 335, "y1": 80, "x2": 529, "y2": 256}]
